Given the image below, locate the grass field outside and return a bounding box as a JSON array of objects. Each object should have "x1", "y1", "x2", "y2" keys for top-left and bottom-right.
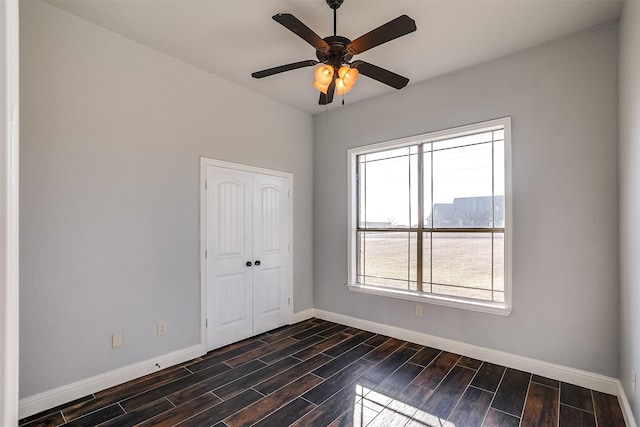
[{"x1": 358, "y1": 232, "x2": 504, "y2": 302}]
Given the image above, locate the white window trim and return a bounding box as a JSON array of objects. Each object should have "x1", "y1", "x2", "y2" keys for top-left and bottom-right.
[{"x1": 347, "y1": 117, "x2": 513, "y2": 316}]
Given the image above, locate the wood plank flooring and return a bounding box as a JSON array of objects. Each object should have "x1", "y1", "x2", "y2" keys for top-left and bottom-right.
[{"x1": 20, "y1": 318, "x2": 627, "y2": 427}]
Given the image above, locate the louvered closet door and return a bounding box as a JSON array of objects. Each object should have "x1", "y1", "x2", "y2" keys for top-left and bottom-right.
[{"x1": 206, "y1": 165, "x2": 290, "y2": 351}]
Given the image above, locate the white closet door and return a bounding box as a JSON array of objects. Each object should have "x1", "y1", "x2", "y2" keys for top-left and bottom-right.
[
  {"x1": 205, "y1": 163, "x2": 291, "y2": 351},
  {"x1": 206, "y1": 166, "x2": 253, "y2": 350},
  {"x1": 252, "y1": 174, "x2": 290, "y2": 335}
]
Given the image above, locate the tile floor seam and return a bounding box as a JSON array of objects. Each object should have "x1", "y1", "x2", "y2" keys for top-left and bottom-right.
[
  {"x1": 318, "y1": 346, "x2": 417, "y2": 423},
  {"x1": 479, "y1": 363, "x2": 510, "y2": 427},
  {"x1": 560, "y1": 401, "x2": 596, "y2": 415},
  {"x1": 60, "y1": 401, "x2": 115, "y2": 425},
  {"x1": 591, "y1": 389, "x2": 599, "y2": 427},
  {"x1": 469, "y1": 384, "x2": 495, "y2": 394},
  {"x1": 360, "y1": 353, "x2": 418, "y2": 403},
  {"x1": 165, "y1": 396, "x2": 177, "y2": 408},
  {"x1": 493, "y1": 406, "x2": 523, "y2": 419},
  {"x1": 214, "y1": 359, "x2": 298, "y2": 398},
  {"x1": 445, "y1": 358, "x2": 487, "y2": 422},
  {"x1": 253, "y1": 357, "x2": 331, "y2": 396},
  {"x1": 556, "y1": 384, "x2": 561, "y2": 427},
  {"x1": 226, "y1": 390, "x2": 301, "y2": 427},
  {"x1": 518, "y1": 373, "x2": 534, "y2": 427},
  {"x1": 299, "y1": 396, "x2": 316, "y2": 406},
  {"x1": 422, "y1": 353, "x2": 463, "y2": 393},
  {"x1": 531, "y1": 380, "x2": 560, "y2": 390},
  {"x1": 304, "y1": 362, "x2": 373, "y2": 406}
]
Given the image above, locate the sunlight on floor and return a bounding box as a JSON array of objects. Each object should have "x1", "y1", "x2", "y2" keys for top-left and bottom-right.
[{"x1": 350, "y1": 384, "x2": 455, "y2": 427}]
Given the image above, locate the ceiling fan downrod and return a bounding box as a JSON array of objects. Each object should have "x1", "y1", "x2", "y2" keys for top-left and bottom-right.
[{"x1": 327, "y1": 0, "x2": 344, "y2": 36}]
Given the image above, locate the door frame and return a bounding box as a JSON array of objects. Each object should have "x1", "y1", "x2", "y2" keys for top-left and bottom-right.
[
  {"x1": 199, "y1": 157, "x2": 294, "y2": 354},
  {"x1": 1, "y1": 0, "x2": 20, "y2": 425}
]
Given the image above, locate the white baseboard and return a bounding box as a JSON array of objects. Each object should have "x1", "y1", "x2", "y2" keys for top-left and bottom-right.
[
  {"x1": 314, "y1": 309, "x2": 621, "y2": 396},
  {"x1": 19, "y1": 345, "x2": 203, "y2": 419},
  {"x1": 291, "y1": 308, "x2": 315, "y2": 324},
  {"x1": 617, "y1": 380, "x2": 638, "y2": 427}
]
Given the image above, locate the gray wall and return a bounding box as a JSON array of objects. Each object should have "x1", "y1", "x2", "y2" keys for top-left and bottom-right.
[
  {"x1": 619, "y1": 0, "x2": 640, "y2": 419},
  {"x1": 314, "y1": 24, "x2": 619, "y2": 376},
  {"x1": 20, "y1": 1, "x2": 313, "y2": 398}
]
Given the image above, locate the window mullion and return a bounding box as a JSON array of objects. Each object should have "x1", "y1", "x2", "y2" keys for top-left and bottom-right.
[
  {"x1": 491, "y1": 133, "x2": 495, "y2": 301},
  {"x1": 359, "y1": 160, "x2": 365, "y2": 281},
  {"x1": 417, "y1": 144, "x2": 424, "y2": 292},
  {"x1": 430, "y1": 145, "x2": 434, "y2": 293}
]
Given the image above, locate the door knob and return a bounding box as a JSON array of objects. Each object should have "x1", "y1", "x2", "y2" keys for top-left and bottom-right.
[
  {"x1": 255, "y1": 260, "x2": 261, "y2": 266},
  {"x1": 246, "y1": 261, "x2": 252, "y2": 267}
]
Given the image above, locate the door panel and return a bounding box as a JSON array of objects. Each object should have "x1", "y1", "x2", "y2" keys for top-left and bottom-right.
[
  {"x1": 216, "y1": 274, "x2": 249, "y2": 325},
  {"x1": 216, "y1": 182, "x2": 245, "y2": 257},
  {"x1": 206, "y1": 167, "x2": 253, "y2": 350},
  {"x1": 253, "y1": 174, "x2": 290, "y2": 335},
  {"x1": 260, "y1": 268, "x2": 283, "y2": 314},
  {"x1": 260, "y1": 186, "x2": 281, "y2": 252}
]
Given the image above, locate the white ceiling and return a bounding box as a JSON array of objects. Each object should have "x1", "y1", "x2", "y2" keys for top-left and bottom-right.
[{"x1": 45, "y1": 0, "x2": 622, "y2": 115}]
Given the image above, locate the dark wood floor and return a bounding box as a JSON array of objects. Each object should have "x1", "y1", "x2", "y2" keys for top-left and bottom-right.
[{"x1": 20, "y1": 318, "x2": 627, "y2": 427}]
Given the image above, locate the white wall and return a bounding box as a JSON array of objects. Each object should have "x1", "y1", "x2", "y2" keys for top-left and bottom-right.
[
  {"x1": 619, "y1": 0, "x2": 640, "y2": 419},
  {"x1": 314, "y1": 24, "x2": 619, "y2": 376},
  {"x1": 19, "y1": 0, "x2": 313, "y2": 398}
]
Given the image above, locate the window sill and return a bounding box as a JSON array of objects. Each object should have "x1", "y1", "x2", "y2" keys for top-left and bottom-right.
[{"x1": 346, "y1": 283, "x2": 512, "y2": 316}]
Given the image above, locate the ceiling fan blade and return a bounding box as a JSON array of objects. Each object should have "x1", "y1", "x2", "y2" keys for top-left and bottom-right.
[
  {"x1": 273, "y1": 13, "x2": 330, "y2": 52},
  {"x1": 351, "y1": 61, "x2": 409, "y2": 89},
  {"x1": 252, "y1": 60, "x2": 318, "y2": 78},
  {"x1": 348, "y1": 15, "x2": 416, "y2": 55},
  {"x1": 319, "y1": 78, "x2": 336, "y2": 105}
]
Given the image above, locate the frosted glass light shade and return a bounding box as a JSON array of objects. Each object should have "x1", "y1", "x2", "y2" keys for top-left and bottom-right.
[
  {"x1": 312, "y1": 81, "x2": 329, "y2": 94},
  {"x1": 314, "y1": 65, "x2": 334, "y2": 85},
  {"x1": 339, "y1": 66, "x2": 359, "y2": 88},
  {"x1": 336, "y1": 78, "x2": 354, "y2": 96}
]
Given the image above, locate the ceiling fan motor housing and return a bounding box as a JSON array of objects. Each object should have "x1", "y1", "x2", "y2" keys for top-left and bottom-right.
[{"x1": 316, "y1": 36, "x2": 353, "y2": 68}]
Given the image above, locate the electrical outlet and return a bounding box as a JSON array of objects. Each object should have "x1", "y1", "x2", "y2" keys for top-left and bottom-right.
[
  {"x1": 157, "y1": 322, "x2": 167, "y2": 336},
  {"x1": 632, "y1": 370, "x2": 636, "y2": 394},
  {"x1": 415, "y1": 305, "x2": 423, "y2": 317},
  {"x1": 112, "y1": 333, "x2": 123, "y2": 348}
]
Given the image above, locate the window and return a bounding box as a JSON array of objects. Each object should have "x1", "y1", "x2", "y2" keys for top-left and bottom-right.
[{"x1": 347, "y1": 118, "x2": 512, "y2": 315}]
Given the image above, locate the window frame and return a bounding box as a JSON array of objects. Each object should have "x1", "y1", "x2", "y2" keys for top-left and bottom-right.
[{"x1": 347, "y1": 117, "x2": 513, "y2": 315}]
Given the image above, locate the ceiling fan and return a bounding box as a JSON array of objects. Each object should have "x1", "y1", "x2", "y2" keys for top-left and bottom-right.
[{"x1": 251, "y1": 0, "x2": 417, "y2": 105}]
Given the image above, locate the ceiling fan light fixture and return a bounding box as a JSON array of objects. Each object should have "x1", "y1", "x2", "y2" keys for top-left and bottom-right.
[
  {"x1": 336, "y1": 77, "x2": 355, "y2": 96},
  {"x1": 312, "y1": 80, "x2": 329, "y2": 94},
  {"x1": 338, "y1": 66, "x2": 359, "y2": 87},
  {"x1": 314, "y1": 64, "x2": 334, "y2": 85}
]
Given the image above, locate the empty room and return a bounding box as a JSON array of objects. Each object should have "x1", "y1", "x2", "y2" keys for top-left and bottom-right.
[{"x1": 1, "y1": 0, "x2": 640, "y2": 425}]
